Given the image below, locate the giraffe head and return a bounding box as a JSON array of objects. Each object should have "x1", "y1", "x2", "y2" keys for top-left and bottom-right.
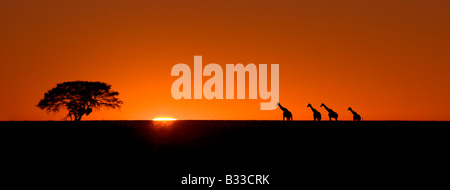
[
  {"x1": 276, "y1": 102, "x2": 280, "y2": 107},
  {"x1": 348, "y1": 107, "x2": 352, "y2": 111},
  {"x1": 320, "y1": 103, "x2": 325, "y2": 107},
  {"x1": 307, "y1": 103, "x2": 312, "y2": 108}
]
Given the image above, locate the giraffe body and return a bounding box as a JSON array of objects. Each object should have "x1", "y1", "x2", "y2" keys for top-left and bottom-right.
[
  {"x1": 277, "y1": 102, "x2": 293, "y2": 121},
  {"x1": 307, "y1": 103, "x2": 321, "y2": 121},
  {"x1": 320, "y1": 103, "x2": 338, "y2": 121},
  {"x1": 348, "y1": 107, "x2": 362, "y2": 121}
]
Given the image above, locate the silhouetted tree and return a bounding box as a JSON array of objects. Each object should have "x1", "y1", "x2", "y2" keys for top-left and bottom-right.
[{"x1": 37, "y1": 81, "x2": 123, "y2": 121}]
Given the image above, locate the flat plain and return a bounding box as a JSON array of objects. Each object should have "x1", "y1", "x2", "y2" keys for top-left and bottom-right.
[{"x1": 1, "y1": 120, "x2": 449, "y2": 189}]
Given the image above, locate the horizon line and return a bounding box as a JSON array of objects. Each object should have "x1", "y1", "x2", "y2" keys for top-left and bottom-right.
[{"x1": 1, "y1": 119, "x2": 450, "y2": 122}]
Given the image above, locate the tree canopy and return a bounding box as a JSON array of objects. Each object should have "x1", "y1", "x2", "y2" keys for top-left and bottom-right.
[{"x1": 37, "y1": 81, "x2": 123, "y2": 121}]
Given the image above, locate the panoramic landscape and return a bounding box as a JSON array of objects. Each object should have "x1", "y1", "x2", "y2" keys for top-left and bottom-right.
[{"x1": 1, "y1": 0, "x2": 450, "y2": 189}]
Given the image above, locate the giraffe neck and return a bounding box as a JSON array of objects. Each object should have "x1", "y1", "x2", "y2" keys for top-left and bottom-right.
[
  {"x1": 309, "y1": 106, "x2": 316, "y2": 112},
  {"x1": 323, "y1": 105, "x2": 332, "y2": 112},
  {"x1": 350, "y1": 109, "x2": 357, "y2": 114},
  {"x1": 279, "y1": 105, "x2": 288, "y2": 112}
]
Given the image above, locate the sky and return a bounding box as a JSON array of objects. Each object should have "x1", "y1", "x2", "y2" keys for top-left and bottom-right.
[{"x1": 0, "y1": 0, "x2": 449, "y2": 121}]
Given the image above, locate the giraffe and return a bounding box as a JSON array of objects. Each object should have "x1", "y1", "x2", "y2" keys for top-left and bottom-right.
[
  {"x1": 320, "y1": 103, "x2": 338, "y2": 121},
  {"x1": 307, "y1": 103, "x2": 321, "y2": 121},
  {"x1": 277, "y1": 102, "x2": 293, "y2": 121},
  {"x1": 348, "y1": 107, "x2": 362, "y2": 121}
]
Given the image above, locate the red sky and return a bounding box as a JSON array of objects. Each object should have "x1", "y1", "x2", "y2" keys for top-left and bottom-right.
[{"x1": 1, "y1": 0, "x2": 449, "y2": 121}]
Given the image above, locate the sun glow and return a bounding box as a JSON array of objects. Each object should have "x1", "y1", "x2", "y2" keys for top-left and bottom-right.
[{"x1": 153, "y1": 117, "x2": 177, "y2": 121}]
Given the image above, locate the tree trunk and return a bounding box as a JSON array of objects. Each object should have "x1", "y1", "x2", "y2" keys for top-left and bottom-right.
[{"x1": 75, "y1": 114, "x2": 84, "y2": 121}]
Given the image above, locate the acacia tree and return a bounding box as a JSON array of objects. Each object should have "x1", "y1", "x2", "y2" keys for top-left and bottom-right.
[{"x1": 37, "y1": 81, "x2": 123, "y2": 121}]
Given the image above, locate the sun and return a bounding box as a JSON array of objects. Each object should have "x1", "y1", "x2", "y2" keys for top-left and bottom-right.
[{"x1": 153, "y1": 117, "x2": 177, "y2": 121}]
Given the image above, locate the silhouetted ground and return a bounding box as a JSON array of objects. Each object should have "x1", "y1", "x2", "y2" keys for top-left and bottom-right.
[{"x1": 0, "y1": 120, "x2": 449, "y2": 189}]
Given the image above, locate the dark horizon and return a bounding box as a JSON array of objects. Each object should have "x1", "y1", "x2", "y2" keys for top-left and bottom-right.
[
  {"x1": 1, "y1": 119, "x2": 449, "y2": 188},
  {"x1": 2, "y1": 119, "x2": 450, "y2": 122}
]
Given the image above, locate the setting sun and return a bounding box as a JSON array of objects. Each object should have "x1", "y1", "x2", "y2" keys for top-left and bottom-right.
[
  {"x1": 1, "y1": 0, "x2": 449, "y2": 122},
  {"x1": 153, "y1": 117, "x2": 177, "y2": 121},
  {"x1": 1, "y1": 1, "x2": 449, "y2": 188}
]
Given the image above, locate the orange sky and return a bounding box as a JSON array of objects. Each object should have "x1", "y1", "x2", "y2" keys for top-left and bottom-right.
[{"x1": 1, "y1": 0, "x2": 449, "y2": 121}]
